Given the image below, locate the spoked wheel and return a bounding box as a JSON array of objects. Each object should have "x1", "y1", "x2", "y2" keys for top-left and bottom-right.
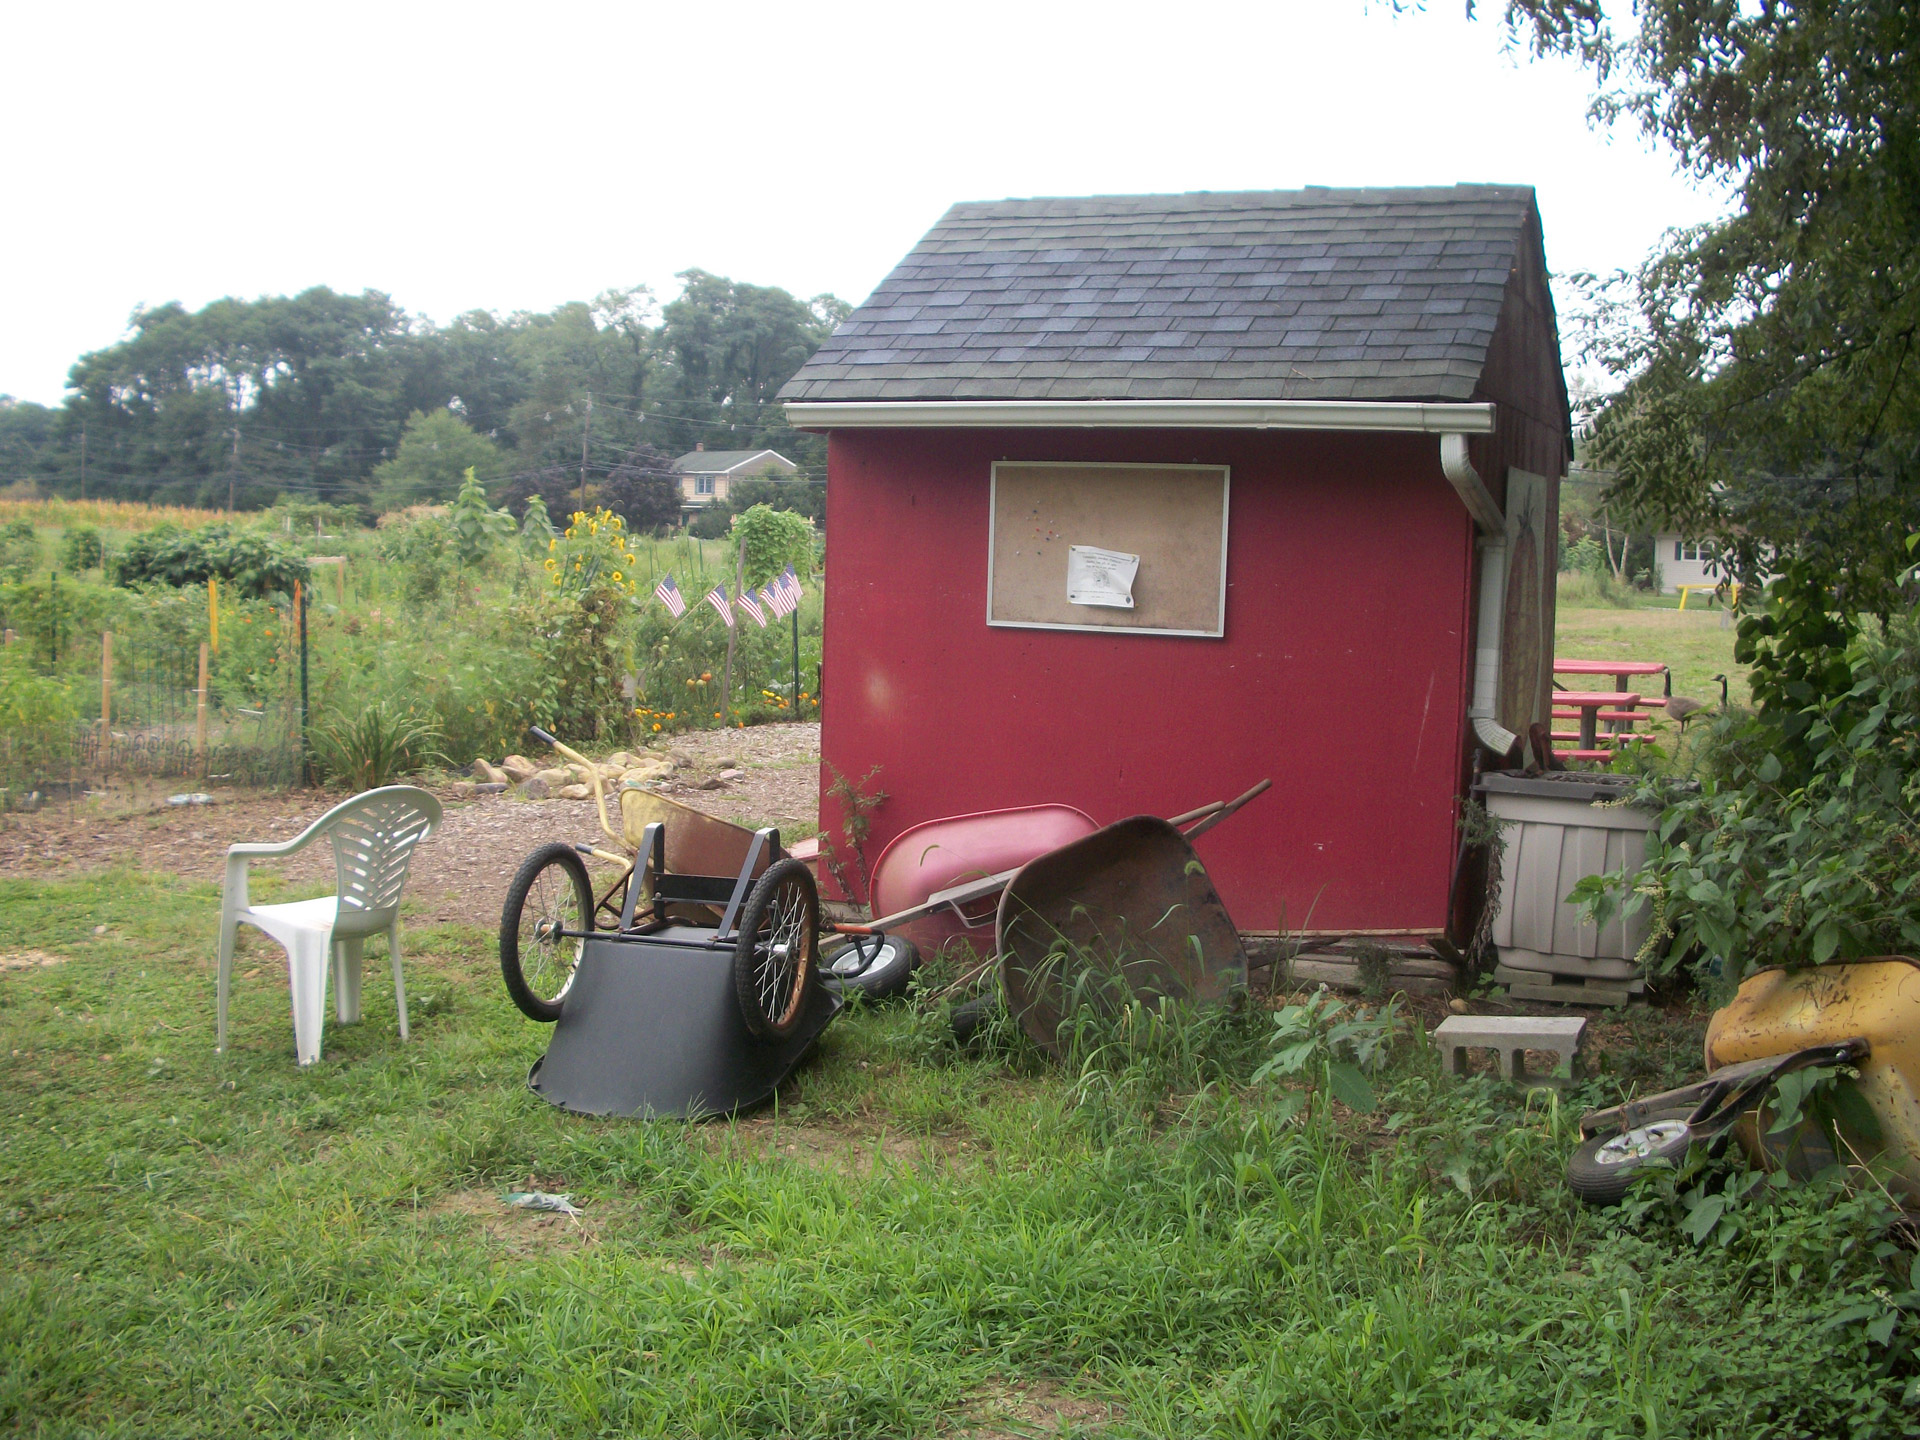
[
  {"x1": 501, "y1": 843, "x2": 594, "y2": 1022},
  {"x1": 1566, "y1": 1108, "x2": 1697, "y2": 1207},
  {"x1": 732, "y1": 858, "x2": 820, "y2": 1039}
]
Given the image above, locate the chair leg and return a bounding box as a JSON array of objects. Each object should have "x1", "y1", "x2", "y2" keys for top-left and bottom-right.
[
  {"x1": 333, "y1": 936, "x2": 365, "y2": 1023},
  {"x1": 287, "y1": 930, "x2": 330, "y2": 1066},
  {"x1": 217, "y1": 914, "x2": 237, "y2": 1053},
  {"x1": 389, "y1": 923, "x2": 410, "y2": 1043}
]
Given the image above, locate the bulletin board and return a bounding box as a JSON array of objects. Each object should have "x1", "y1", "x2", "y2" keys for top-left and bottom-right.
[{"x1": 987, "y1": 462, "x2": 1230, "y2": 637}]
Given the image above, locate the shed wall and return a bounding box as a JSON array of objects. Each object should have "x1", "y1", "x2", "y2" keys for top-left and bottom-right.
[{"x1": 817, "y1": 426, "x2": 1478, "y2": 936}]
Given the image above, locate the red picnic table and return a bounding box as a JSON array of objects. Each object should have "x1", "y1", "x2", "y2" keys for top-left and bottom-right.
[
  {"x1": 1553, "y1": 691, "x2": 1643, "y2": 756},
  {"x1": 1554, "y1": 658, "x2": 1668, "y2": 693}
]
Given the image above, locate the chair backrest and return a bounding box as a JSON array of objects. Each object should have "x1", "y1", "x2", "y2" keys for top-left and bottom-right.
[{"x1": 320, "y1": 786, "x2": 442, "y2": 926}]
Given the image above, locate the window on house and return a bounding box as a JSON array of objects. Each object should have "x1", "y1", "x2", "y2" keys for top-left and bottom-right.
[
  {"x1": 1675, "y1": 541, "x2": 1706, "y2": 561},
  {"x1": 695, "y1": 475, "x2": 715, "y2": 496}
]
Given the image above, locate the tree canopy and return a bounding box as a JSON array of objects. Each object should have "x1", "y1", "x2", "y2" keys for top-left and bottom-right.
[
  {"x1": 3, "y1": 271, "x2": 845, "y2": 515},
  {"x1": 1492, "y1": 0, "x2": 1920, "y2": 613}
]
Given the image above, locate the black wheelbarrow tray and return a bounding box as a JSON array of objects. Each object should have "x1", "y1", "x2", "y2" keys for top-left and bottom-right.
[{"x1": 522, "y1": 814, "x2": 841, "y2": 1120}]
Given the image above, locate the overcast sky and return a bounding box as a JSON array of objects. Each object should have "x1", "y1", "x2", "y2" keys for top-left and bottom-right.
[{"x1": 0, "y1": 0, "x2": 1726, "y2": 406}]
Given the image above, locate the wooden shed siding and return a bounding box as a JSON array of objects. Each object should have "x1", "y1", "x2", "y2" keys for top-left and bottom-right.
[{"x1": 816, "y1": 426, "x2": 1478, "y2": 936}]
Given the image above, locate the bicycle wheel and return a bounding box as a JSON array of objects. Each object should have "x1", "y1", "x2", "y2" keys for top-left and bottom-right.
[
  {"x1": 822, "y1": 934, "x2": 921, "y2": 1001},
  {"x1": 501, "y1": 843, "x2": 594, "y2": 1022},
  {"x1": 732, "y1": 858, "x2": 820, "y2": 1039}
]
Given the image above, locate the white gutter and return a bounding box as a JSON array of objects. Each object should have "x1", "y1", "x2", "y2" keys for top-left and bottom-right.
[
  {"x1": 783, "y1": 398, "x2": 1496, "y2": 434},
  {"x1": 1442, "y1": 435, "x2": 1518, "y2": 757}
]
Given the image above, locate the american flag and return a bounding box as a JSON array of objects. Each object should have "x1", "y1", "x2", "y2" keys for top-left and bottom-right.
[
  {"x1": 735, "y1": 587, "x2": 768, "y2": 628},
  {"x1": 762, "y1": 582, "x2": 795, "y2": 619},
  {"x1": 703, "y1": 583, "x2": 733, "y2": 627},
  {"x1": 652, "y1": 573, "x2": 686, "y2": 618},
  {"x1": 779, "y1": 564, "x2": 804, "y2": 604}
]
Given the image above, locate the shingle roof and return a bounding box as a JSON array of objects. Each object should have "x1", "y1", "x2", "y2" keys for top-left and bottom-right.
[
  {"x1": 779, "y1": 185, "x2": 1536, "y2": 404},
  {"x1": 670, "y1": 449, "x2": 795, "y2": 474}
]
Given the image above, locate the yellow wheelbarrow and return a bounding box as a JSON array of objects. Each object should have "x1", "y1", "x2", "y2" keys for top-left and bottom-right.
[{"x1": 1569, "y1": 958, "x2": 1920, "y2": 1206}]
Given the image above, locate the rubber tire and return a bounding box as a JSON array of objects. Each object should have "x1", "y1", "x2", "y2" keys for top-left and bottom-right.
[
  {"x1": 950, "y1": 992, "x2": 1002, "y2": 1044},
  {"x1": 500, "y1": 843, "x2": 593, "y2": 1022},
  {"x1": 1566, "y1": 1108, "x2": 1696, "y2": 1207},
  {"x1": 732, "y1": 858, "x2": 820, "y2": 1040},
  {"x1": 822, "y1": 935, "x2": 921, "y2": 1001}
]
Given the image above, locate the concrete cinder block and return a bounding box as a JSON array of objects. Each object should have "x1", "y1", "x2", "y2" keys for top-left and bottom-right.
[{"x1": 1433, "y1": 1014, "x2": 1587, "y2": 1084}]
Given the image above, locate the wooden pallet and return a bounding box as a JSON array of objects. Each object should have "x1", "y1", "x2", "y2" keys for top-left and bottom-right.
[{"x1": 1493, "y1": 963, "x2": 1639, "y2": 1008}]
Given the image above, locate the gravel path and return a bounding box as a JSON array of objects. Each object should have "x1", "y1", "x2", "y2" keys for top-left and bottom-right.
[{"x1": 0, "y1": 723, "x2": 821, "y2": 925}]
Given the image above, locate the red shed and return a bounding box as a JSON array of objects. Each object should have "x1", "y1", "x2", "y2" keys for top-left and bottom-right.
[{"x1": 782, "y1": 186, "x2": 1569, "y2": 944}]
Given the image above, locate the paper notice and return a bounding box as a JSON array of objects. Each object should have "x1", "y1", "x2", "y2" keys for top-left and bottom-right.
[{"x1": 1066, "y1": 544, "x2": 1139, "y2": 609}]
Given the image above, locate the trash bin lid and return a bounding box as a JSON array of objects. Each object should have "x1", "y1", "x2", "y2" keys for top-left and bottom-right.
[{"x1": 1474, "y1": 770, "x2": 1643, "y2": 804}]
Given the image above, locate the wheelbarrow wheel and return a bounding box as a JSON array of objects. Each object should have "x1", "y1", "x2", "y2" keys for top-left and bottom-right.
[
  {"x1": 501, "y1": 843, "x2": 594, "y2": 1022},
  {"x1": 733, "y1": 858, "x2": 820, "y2": 1039},
  {"x1": 1566, "y1": 1108, "x2": 1696, "y2": 1207},
  {"x1": 822, "y1": 934, "x2": 920, "y2": 1001}
]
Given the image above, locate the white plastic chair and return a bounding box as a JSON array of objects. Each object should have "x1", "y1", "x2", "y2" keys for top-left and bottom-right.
[{"x1": 217, "y1": 786, "x2": 443, "y2": 1066}]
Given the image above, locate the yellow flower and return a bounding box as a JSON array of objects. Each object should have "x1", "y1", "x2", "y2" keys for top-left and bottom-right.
[
  {"x1": 548, "y1": 538, "x2": 556, "y2": 550},
  {"x1": 652, "y1": 723, "x2": 661, "y2": 732},
  {"x1": 612, "y1": 572, "x2": 622, "y2": 582}
]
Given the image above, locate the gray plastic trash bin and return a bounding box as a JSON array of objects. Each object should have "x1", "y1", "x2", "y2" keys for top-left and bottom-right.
[{"x1": 1477, "y1": 771, "x2": 1656, "y2": 1006}]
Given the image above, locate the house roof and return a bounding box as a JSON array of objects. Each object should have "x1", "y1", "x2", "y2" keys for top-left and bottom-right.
[
  {"x1": 670, "y1": 449, "x2": 796, "y2": 475},
  {"x1": 779, "y1": 185, "x2": 1539, "y2": 405}
]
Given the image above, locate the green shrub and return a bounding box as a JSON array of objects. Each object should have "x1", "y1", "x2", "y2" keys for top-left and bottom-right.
[
  {"x1": 57, "y1": 525, "x2": 103, "y2": 571},
  {"x1": 0, "y1": 519, "x2": 37, "y2": 582},
  {"x1": 0, "y1": 645, "x2": 77, "y2": 781},
  {"x1": 110, "y1": 523, "x2": 308, "y2": 599},
  {"x1": 312, "y1": 699, "x2": 444, "y2": 790},
  {"x1": 1579, "y1": 612, "x2": 1920, "y2": 988}
]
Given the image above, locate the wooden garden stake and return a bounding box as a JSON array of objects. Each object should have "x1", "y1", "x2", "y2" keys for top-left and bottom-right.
[
  {"x1": 99, "y1": 630, "x2": 112, "y2": 772},
  {"x1": 196, "y1": 642, "x2": 210, "y2": 771},
  {"x1": 208, "y1": 576, "x2": 219, "y2": 652}
]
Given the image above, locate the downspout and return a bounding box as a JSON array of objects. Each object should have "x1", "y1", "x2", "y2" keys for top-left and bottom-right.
[{"x1": 1441, "y1": 433, "x2": 1518, "y2": 757}]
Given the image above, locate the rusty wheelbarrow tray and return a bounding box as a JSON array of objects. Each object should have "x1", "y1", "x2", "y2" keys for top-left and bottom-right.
[
  {"x1": 833, "y1": 780, "x2": 1269, "y2": 945},
  {"x1": 994, "y1": 814, "x2": 1250, "y2": 1057}
]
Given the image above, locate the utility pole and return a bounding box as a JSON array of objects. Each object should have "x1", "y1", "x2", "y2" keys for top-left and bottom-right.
[
  {"x1": 79, "y1": 423, "x2": 86, "y2": 499},
  {"x1": 229, "y1": 427, "x2": 240, "y2": 513},
  {"x1": 579, "y1": 392, "x2": 592, "y2": 515}
]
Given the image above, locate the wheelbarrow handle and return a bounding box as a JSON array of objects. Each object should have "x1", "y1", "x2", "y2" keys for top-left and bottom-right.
[{"x1": 1175, "y1": 778, "x2": 1272, "y2": 841}]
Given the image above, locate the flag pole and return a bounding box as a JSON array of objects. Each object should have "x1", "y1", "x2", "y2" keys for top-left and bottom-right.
[
  {"x1": 721, "y1": 531, "x2": 743, "y2": 720},
  {"x1": 791, "y1": 596, "x2": 800, "y2": 714}
]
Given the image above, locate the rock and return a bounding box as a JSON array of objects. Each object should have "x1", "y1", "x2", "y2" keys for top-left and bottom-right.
[
  {"x1": 622, "y1": 759, "x2": 672, "y2": 784},
  {"x1": 472, "y1": 759, "x2": 512, "y2": 785},
  {"x1": 516, "y1": 776, "x2": 550, "y2": 801},
  {"x1": 696, "y1": 776, "x2": 726, "y2": 790},
  {"x1": 1448, "y1": 997, "x2": 1471, "y2": 1015},
  {"x1": 712, "y1": 755, "x2": 737, "y2": 770},
  {"x1": 451, "y1": 780, "x2": 477, "y2": 798},
  {"x1": 558, "y1": 783, "x2": 592, "y2": 800},
  {"x1": 717, "y1": 767, "x2": 745, "y2": 782},
  {"x1": 167, "y1": 793, "x2": 214, "y2": 806},
  {"x1": 502, "y1": 755, "x2": 538, "y2": 783},
  {"x1": 473, "y1": 782, "x2": 507, "y2": 795},
  {"x1": 534, "y1": 767, "x2": 572, "y2": 788},
  {"x1": 605, "y1": 751, "x2": 635, "y2": 770}
]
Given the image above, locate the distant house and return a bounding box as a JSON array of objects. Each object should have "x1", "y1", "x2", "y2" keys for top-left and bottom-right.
[
  {"x1": 1653, "y1": 531, "x2": 1718, "y2": 593},
  {"x1": 670, "y1": 447, "x2": 798, "y2": 509}
]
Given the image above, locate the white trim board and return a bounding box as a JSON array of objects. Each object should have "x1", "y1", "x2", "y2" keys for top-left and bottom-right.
[{"x1": 786, "y1": 399, "x2": 1496, "y2": 433}]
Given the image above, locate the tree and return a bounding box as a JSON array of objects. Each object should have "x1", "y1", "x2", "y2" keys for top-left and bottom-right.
[
  {"x1": 1487, "y1": 1, "x2": 1920, "y2": 613},
  {"x1": 370, "y1": 409, "x2": 503, "y2": 511},
  {"x1": 597, "y1": 442, "x2": 681, "y2": 534}
]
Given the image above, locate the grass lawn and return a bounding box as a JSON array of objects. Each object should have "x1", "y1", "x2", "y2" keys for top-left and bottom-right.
[
  {"x1": 1554, "y1": 590, "x2": 1747, "y2": 712},
  {"x1": 3, "y1": 869, "x2": 1913, "y2": 1436}
]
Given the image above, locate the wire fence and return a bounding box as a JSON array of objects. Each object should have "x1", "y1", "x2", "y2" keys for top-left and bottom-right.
[{"x1": 0, "y1": 585, "x2": 307, "y2": 815}]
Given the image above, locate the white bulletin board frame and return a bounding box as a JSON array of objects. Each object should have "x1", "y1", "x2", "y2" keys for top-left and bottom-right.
[{"x1": 986, "y1": 461, "x2": 1231, "y2": 638}]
